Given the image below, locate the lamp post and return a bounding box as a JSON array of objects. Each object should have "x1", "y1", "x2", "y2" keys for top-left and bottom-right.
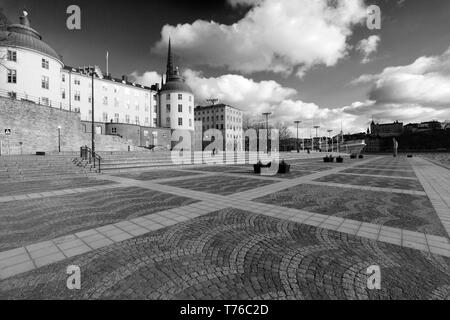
[
  {"x1": 327, "y1": 129, "x2": 332, "y2": 153},
  {"x1": 294, "y1": 120, "x2": 301, "y2": 153},
  {"x1": 262, "y1": 112, "x2": 271, "y2": 153},
  {"x1": 57, "y1": 126, "x2": 61, "y2": 153},
  {"x1": 91, "y1": 71, "x2": 95, "y2": 158},
  {"x1": 314, "y1": 125, "x2": 320, "y2": 152}
]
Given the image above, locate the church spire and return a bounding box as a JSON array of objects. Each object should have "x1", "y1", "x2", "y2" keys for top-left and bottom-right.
[{"x1": 166, "y1": 38, "x2": 174, "y2": 78}]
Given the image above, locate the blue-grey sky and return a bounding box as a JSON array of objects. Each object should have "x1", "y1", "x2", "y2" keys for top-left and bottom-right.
[{"x1": 1, "y1": 0, "x2": 450, "y2": 134}]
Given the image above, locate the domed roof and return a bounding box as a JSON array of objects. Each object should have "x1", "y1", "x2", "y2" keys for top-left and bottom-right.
[
  {"x1": 161, "y1": 80, "x2": 193, "y2": 94},
  {"x1": 159, "y1": 38, "x2": 193, "y2": 94},
  {"x1": 0, "y1": 12, "x2": 61, "y2": 62}
]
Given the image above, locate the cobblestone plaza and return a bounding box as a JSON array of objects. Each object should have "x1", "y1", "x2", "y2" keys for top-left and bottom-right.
[{"x1": 1, "y1": 154, "x2": 449, "y2": 300}]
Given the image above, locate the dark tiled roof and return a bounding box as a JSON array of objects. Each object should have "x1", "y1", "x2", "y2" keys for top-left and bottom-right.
[
  {"x1": 0, "y1": 24, "x2": 61, "y2": 61},
  {"x1": 161, "y1": 80, "x2": 193, "y2": 94}
]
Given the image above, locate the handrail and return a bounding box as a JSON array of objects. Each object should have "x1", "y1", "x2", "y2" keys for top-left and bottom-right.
[
  {"x1": 80, "y1": 145, "x2": 102, "y2": 172},
  {"x1": 0, "y1": 88, "x2": 79, "y2": 113}
]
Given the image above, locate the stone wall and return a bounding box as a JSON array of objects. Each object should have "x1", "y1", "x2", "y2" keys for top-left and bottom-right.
[{"x1": 0, "y1": 97, "x2": 136, "y2": 155}]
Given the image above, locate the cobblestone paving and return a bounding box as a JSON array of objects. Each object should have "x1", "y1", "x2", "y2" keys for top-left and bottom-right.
[
  {"x1": 229, "y1": 169, "x2": 316, "y2": 179},
  {"x1": 1, "y1": 209, "x2": 449, "y2": 300},
  {"x1": 255, "y1": 184, "x2": 446, "y2": 236},
  {"x1": 0, "y1": 187, "x2": 198, "y2": 251},
  {"x1": 111, "y1": 170, "x2": 203, "y2": 181},
  {"x1": 160, "y1": 175, "x2": 276, "y2": 196},
  {"x1": 314, "y1": 174, "x2": 424, "y2": 191},
  {"x1": 340, "y1": 168, "x2": 417, "y2": 178},
  {"x1": 1, "y1": 155, "x2": 450, "y2": 300},
  {"x1": 0, "y1": 178, "x2": 116, "y2": 197}
]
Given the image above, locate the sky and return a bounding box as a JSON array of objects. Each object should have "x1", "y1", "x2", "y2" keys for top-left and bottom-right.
[{"x1": 1, "y1": 0, "x2": 450, "y2": 137}]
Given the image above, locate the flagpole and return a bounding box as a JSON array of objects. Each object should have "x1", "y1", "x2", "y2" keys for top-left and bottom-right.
[{"x1": 106, "y1": 51, "x2": 109, "y2": 76}]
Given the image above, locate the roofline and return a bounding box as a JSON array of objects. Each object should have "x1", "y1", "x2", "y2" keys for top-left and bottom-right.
[
  {"x1": 195, "y1": 104, "x2": 242, "y2": 111},
  {"x1": 62, "y1": 66, "x2": 158, "y2": 91},
  {"x1": 1, "y1": 43, "x2": 64, "y2": 65}
]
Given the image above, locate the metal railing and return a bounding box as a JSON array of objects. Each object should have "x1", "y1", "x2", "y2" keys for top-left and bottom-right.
[
  {"x1": 80, "y1": 145, "x2": 102, "y2": 172},
  {"x1": 0, "y1": 88, "x2": 80, "y2": 113}
]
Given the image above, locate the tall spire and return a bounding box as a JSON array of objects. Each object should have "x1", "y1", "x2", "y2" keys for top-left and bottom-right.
[{"x1": 166, "y1": 38, "x2": 174, "y2": 77}]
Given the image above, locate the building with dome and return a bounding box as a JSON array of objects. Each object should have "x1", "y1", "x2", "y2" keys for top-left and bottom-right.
[
  {"x1": 0, "y1": 11, "x2": 63, "y2": 107},
  {"x1": 159, "y1": 39, "x2": 195, "y2": 131},
  {"x1": 0, "y1": 11, "x2": 194, "y2": 151}
]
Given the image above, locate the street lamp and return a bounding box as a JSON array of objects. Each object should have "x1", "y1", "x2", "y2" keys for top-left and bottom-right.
[
  {"x1": 314, "y1": 125, "x2": 320, "y2": 151},
  {"x1": 294, "y1": 120, "x2": 301, "y2": 153},
  {"x1": 90, "y1": 71, "x2": 95, "y2": 158},
  {"x1": 262, "y1": 112, "x2": 271, "y2": 153},
  {"x1": 57, "y1": 126, "x2": 61, "y2": 153},
  {"x1": 327, "y1": 129, "x2": 332, "y2": 153}
]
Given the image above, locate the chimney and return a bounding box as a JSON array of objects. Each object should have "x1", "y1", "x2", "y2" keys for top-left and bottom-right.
[
  {"x1": 20, "y1": 11, "x2": 30, "y2": 27},
  {"x1": 122, "y1": 75, "x2": 128, "y2": 82}
]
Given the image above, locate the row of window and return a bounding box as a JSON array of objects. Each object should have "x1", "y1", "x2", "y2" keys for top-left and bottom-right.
[
  {"x1": 165, "y1": 117, "x2": 192, "y2": 127},
  {"x1": 165, "y1": 93, "x2": 192, "y2": 102},
  {"x1": 6, "y1": 50, "x2": 49, "y2": 70},
  {"x1": 195, "y1": 115, "x2": 225, "y2": 122},
  {"x1": 166, "y1": 104, "x2": 193, "y2": 114}
]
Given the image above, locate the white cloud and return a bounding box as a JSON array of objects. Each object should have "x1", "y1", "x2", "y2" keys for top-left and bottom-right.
[
  {"x1": 356, "y1": 35, "x2": 380, "y2": 63},
  {"x1": 152, "y1": 0, "x2": 367, "y2": 77},
  {"x1": 128, "y1": 71, "x2": 163, "y2": 87},
  {"x1": 345, "y1": 47, "x2": 450, "y2": 126},
  {"x1": 355, "y1": 47, "x2": 450, "y2": 107}
]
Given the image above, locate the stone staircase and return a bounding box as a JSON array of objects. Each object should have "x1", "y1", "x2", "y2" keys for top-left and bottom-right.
[
  {"x1": 95, "y1": 151, "x2": 326, "y2": 173},
  {"x1": 0, "y1": 155, "x2": 97, "y2": 182}
]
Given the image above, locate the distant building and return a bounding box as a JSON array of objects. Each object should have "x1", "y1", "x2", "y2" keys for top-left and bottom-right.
[
  {"x1": 194, "y1": 104, "x2": 243, "y2": 151},
  {"x1": 370, "y1": 120, "x2": 403, "y2": 137},
  {"x1": 404, "y1": 120, "x2": 442, "y2": 133}
]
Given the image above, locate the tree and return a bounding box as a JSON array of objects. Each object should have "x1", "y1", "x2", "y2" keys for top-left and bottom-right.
[{"x1": 273, "y1": 121, "x2": 291, "y2": 141}]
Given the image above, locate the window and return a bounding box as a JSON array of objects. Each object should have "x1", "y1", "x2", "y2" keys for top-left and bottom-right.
[
  {"x1": 41, "y1": 97, "x2": 50, "y2": 106},
  {"x1": 153, "y1": 118, "x2": 157, "y2": 126},
  {"x1": 112, "y1": 128, "x2": 117, "y2": 134},
  {"x1": 114, "y1": 113, "x2": 119, "y2": 123},
  {"x1": 189, "y1": 119, "x2": 192, "y2": 127},
  {"x1": 189, "y1": 106, "x2": 192, "y2": 114},
  {"x1": 126, "y1": 101, "x2": 130, "y2": 109},
  {"x1": 166, "y1": 104, "x2": 171, "y2": 113},
  {"x1": 189, "y1": 95, "x2": 192, "y2": 102},
  {"x1": 221, "y1": 124, "x2": 224, "y2": 130},
  {"x1": 114, "y1": 97, "x2": 119, "y2": 108},
  {"x1": 153, "y1": 94, "x2": 157, "y2": 100},
  {"x1": 61, "y1": 89, "x2": 66, "y2": 99},
  {"x1": 125, "y1": 115, "x2": 130, "y2": 123},
  {"x1": 7, "y1": 50, "x2": 17, "y2": 62},
  {"x1": 74, "y1": 78, "x2": 80, "y2": 85},
  {"x1": 178, "y1": 118, "x2": 183, "y2": 126},
  {"x1": 135, "y1": 103, "x2": 139, "y2": 111},
  {"x1": 7, "y1": 69, "x2": 17, "y2": 83},
  {"x1": 62, "y1": 74, "x2": 65, "y2": 82},
  {"x1": 88, "y1": 95, "x2": 92, "y2": 103},
  {"x1": 74, "y1": 91, "x2": 81, "y2": 101},
  {"x1": 153, "y1": 106, "x2": 157, "y2": 113},
  {"x1": 166, "y1": 117, "x2": 171, "y2": 127},
  {"x1": 178, "y1": 104, "x2": 182, "y2": 112},
  {"x1": 145, "y1": 117, "x2": 149, "y2": 124},
  {"x1": 8, "y1": 91, "x2": 17, "y2": 99},
  {"x1": 178, "y1": 94, "x2": 182, "y2": 100},
  {"x1": 41, "y1": 76, "x2": 49, "y2": 89},
  {"x1": 166, "y1": 93, "x2": 170, "y2": 100},
  {"x1": 41, "y1": 58, "x2": 49, "y2": 69},
  {"x1": 102, "y1": 112, "x2": 108, "y2": 122},
  {"x1": 103, "y1": 96, "x2": 108, "y2": 105},
  {"x1": 135, "y1": 116, "x2": 140, "y2": 125}
]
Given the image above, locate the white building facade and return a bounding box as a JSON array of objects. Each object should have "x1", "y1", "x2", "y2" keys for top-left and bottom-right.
[
  {"x1": 0, "y1": 12, "x2": 194, "y2": 141},
  {"x1": 194, "y1": 104, "x2": 243, "y2": 151}
]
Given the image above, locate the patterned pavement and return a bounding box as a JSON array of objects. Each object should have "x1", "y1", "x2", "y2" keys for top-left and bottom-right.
[{"x1": 1, "y1": 154, "x2": 450, "y2": 300}]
